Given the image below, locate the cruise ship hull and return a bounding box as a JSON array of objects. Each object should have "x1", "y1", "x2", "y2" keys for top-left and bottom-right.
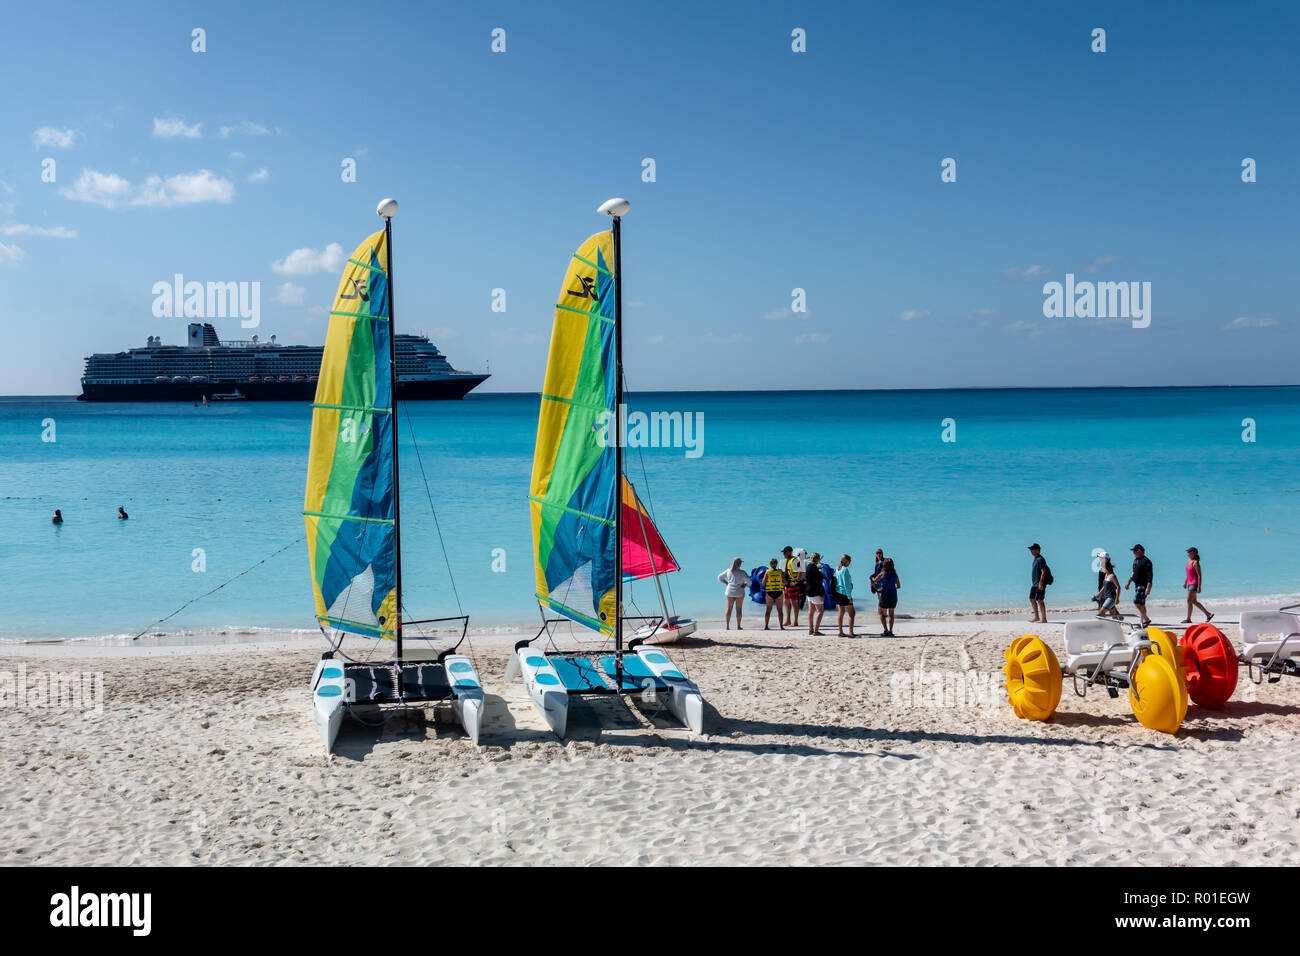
[{"x1": 78, "y1": 375, "x2": 489, "y2": 402}]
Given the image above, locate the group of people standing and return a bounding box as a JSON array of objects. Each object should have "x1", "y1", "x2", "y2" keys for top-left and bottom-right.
[
  {"x1": 1028, "y1": 542, "x2": 1214, "y2": 625},
  {"x1": 718, "y1": 546, "x2": 901, "y2": 637}
]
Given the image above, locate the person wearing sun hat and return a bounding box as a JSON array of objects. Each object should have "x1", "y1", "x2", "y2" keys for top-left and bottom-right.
[{"x1": 1088, "y1": 549, "x2": 1109, "y2": 609}]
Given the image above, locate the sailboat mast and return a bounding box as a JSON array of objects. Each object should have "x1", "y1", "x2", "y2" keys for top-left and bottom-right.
[
  {"x1": 612, "y1": 213, "x2": 624, "y2": 685},
  {"x1": 384, "y1": 212, "x2": 404, "y2": 665}
]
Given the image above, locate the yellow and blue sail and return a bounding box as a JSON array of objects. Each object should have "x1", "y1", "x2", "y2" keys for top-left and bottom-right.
[
  {"x1": 303, "y1": 229, "x2": 397, "y2": 639},
  {"x1": 530, "y1": 231, "x2": 618, "y2": 635}
]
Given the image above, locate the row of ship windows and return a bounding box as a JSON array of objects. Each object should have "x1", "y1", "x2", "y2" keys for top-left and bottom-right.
[{"x1": 86, "y1": 361, "x2": 456, "y2": 372}]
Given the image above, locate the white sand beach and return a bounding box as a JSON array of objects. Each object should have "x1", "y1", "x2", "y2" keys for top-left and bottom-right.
[{"x1": 2, "y1": 605, "x2": 1298, "y2": 866}]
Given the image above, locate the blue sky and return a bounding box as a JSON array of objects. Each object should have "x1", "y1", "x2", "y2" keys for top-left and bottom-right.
[{"x1": 2, "y1": 0, "x2": 1297, "y2": 394}]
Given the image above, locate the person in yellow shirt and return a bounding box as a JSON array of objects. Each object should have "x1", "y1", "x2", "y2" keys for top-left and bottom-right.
[{"x1": 763, "y1": 558, "x2": 785, "y2": 630}]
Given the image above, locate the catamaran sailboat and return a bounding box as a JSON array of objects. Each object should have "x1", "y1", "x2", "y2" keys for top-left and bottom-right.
[
  {"x1": 507, "y1": 198, "x2": 704, "y2": 738},
  {"x1": 306, "y1": 199, "x2": 483, "y2": 753}
]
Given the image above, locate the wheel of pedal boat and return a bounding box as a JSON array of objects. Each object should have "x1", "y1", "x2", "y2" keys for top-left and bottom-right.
[
  {"x1": 1179, "y1": 623, "x2": 1238, "y2": 709},
  {"x1": 1003, "y1": 634, "x2": 1062, "y2": 722},
  {"x1": 1128, "y1": 628, "x2": 1188, "y2": 733}
]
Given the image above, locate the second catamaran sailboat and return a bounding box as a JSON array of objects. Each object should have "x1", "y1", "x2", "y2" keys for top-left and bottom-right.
[
  {"x1": 508, "y1": 198, "x2": 704, "y2": 738},
  {"x1": 306, "y1": 199, "x2": 483, "y2": 753}
]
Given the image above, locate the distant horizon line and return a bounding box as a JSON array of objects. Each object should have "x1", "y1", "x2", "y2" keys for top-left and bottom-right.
[{"x1": 8, "y1": 382, "x2": 1299, "y2": 401}]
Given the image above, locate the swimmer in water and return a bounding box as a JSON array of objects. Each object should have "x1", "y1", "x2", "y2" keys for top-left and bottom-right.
[
  {"x1": 52, "y1": 509, "x2": 63, "y2": 524},
  {"x1": 118, "y1": 506, "x2": 129, "y2": 520}
]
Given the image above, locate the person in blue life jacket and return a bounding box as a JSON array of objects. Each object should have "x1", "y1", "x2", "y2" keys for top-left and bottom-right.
[
  {"x1": 873, "y1": 558, "x2": 901, "y2": 637},
  {"x1": 869, "y1": 548, "x2": 883, "y2": 595}
]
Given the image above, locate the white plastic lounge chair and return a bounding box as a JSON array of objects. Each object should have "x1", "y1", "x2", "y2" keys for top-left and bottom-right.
[
  {"x1": 1063, "y1": 619, "x2": 1133, "y2": 675},
  {"x1": 1239, "y1": 610, "x2": 1300, "y2": 683}
]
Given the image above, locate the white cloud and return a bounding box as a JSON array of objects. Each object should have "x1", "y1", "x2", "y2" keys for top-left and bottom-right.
[
  {"x1": 763, "y1": 307, "x2": 812, "y2": 321},
  {"x1": 228, "y1": 151, "x2": 246, "y2": 160},
  {"x1": 32, "y1": 126, "x2": 81, "y2": 149},
  {"x1": 247, "y1": 167, "x2": 270, "y2": 183},
  {"x1": 0, "y1": 243, "x2": 25, "y2": 266},
  {"x1": 1001, "y1": 264, "x2": 1050, "y2": 281},
  {"x1": 271, "y1": 242, "x2": 345, "y2": 275},
  {"x1": 645, "y1": 333, "x2": 664, "y2": 345},
  {"x1": 1084, "y1": 255, "x2": 1116, "y2": 273},
  {"x1": 427, "y1": 326, "x2": 458, "y2": 340},
  {"x1": 59, "y1": 169, "x2": 135, "y2": 208},
  {"x1": 794, "y1": 332, "x2": 830, "y2": 345},
  {"x1": 307, "y1": 305, "x2": 328, "y2": 317},
  {"x1": 899, "y1": 309, "x2": 930, "y2": 321},
  {"x1": 1, "y1": 224, "x2": 77, "y2": 238},
  {"x1": 152, "y1": 117, "x2": 202, "y2": 139},
  {"x1": 133, "y1": 169, "x2": 235, "y2": 207},
  {"x1": 273, "y1": 282, "x2": 306, "y2": 304},
  {"x1": 59, "y1": 168, "x2": 234, "y2": 208},
  {"x1": 219, "y1": 121, "x2": 271, "y2": 138},
  {"x1": 1223, "y1": 316, "x2": 1278, "y2": 330}
]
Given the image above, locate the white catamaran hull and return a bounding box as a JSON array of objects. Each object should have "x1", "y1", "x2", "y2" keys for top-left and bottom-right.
[
  {"x1": 508, "y1": 644, "x2": 703, "y2": 737},
  {"x1": 311, "y1": 655, "x2": 485, "y2": 752},
  {"x1": 310, "y1": 657, "x2": 349, "y2": 753},
  {"x1": 636, "y1": 616, "x2": 698, "y2": 645},
  {"x1": 443, "y1": 653, "x2": 484, "y2": 744},
  {"x1": 506, "y1": 648, "x2": 569, "y2": 738},
  {"x1": 635, "y1": 647, "x2": 704, "y2": 734}
]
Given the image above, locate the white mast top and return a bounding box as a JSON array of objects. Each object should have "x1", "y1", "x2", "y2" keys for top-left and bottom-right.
[
  {"x1": 597, "y1": 197, "x2": 629, "y2": 218},
  {"x1": 377, "y1": 198, "x2": 399, "y2": 219}
]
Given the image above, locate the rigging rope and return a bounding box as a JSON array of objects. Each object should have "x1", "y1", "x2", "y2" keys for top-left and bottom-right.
[
  {"x1": 402, "y1": 402, "x2": 464, "y2": 615},
  {"x1": 131, "y1": 536, "x2": 303, "y2": 640},
  {"x1": 399, "y1": 401, "x2": 477, "y2": 668}
]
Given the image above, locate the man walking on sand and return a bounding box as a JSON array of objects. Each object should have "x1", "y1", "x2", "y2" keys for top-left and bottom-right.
[
  {"x1": 1126, "y1": 544, "x2": 1154, "y2": 627},
  {"x1": 1028, "y1": 543, "x2": 1049, "y2": 624}
]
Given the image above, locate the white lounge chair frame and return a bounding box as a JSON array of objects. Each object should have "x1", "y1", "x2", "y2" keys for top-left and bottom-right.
[{"x1": 1239, "y1": 608, "x2": 1300, "y2": 684}]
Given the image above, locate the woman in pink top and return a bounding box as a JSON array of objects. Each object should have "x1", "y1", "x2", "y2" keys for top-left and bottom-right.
[{"x1": 1181, "y1": 546, "x2": 1213, "y2": 624}]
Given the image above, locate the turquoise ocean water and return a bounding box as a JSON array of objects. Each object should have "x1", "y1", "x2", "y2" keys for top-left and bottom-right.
[{"x1": 1, "y1": 388, "x2": 1298, "y2": 639}]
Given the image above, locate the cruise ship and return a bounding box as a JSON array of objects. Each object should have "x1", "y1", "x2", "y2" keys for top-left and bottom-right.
[{"x1": 78, "y1": 323, "x2": 489, "y2": 401}]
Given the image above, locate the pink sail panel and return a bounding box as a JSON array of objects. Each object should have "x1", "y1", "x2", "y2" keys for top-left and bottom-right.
[{"x1": 621, "y1": 476, "x2": 678, "y2": 580}]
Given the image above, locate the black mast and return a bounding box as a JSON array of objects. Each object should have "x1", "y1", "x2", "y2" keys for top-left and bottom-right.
[
  {"x1": 612, "y1": 213, "x2": 624, "y2": 692},
  {"x1": 384, "y1": 211, "x2": 404, "y2": 668}
]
